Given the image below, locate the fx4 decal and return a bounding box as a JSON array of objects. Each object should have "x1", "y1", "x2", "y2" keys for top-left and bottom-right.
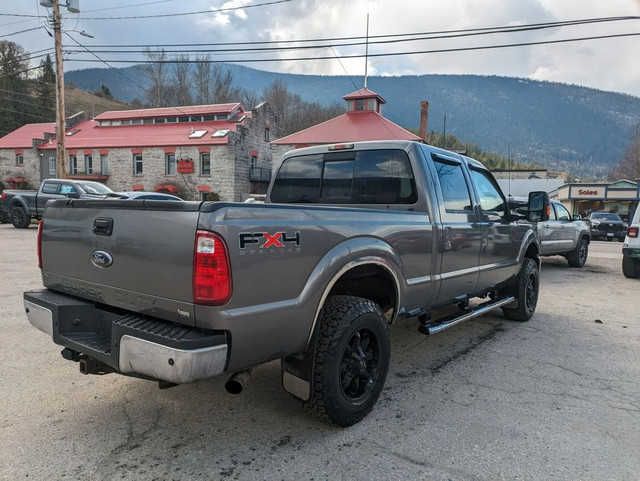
[{"x1": 239, "y1": 231, "x2": 301, "y2": 250}]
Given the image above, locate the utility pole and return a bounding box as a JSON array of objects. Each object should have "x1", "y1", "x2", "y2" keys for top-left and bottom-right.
[{"x1": 52, "y1": 0, "x2": 66, "y2": 178}]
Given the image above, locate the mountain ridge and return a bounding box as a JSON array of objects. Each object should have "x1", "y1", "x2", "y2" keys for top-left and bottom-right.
[{"x1": 65, "y1": 64, "x2": 640, "y2": 179}]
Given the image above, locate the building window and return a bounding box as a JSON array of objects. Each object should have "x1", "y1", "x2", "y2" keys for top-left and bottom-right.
[
  {"x1": 264, "y1": 127, "x2": 270, "y2": 141},
  {"x1": 48, "y1": 157, "x2": 56, "y2": 176},
  {"x1": 200, "y1": 152, "x2": 211, "y2": 175},
  {"x1": 15, "y1": 153, "x2": 24, "y2": 165},
  {"x1": 165, "y1": 153, "x2": 176, "y2": 175},
  {"x1": 355, "y1": 99, "x2": 365, "y2": 111},
  {"x1": 100, "y1": 154, "x2": 109, "y2": 174},
  {"x1": 70, "y1": 155, "x2": 78, "y2": 174},
  {"x1": 133, "y1": 154, "x2": 143, "y2": 175},
  {"x1": 85, "y1": 155, "x2": 93, "y2": 174}
]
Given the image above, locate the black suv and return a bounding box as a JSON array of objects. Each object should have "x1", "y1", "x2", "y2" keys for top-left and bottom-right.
[{"x1": 585, "y1": 211, "x2": 626, "y2": 241}]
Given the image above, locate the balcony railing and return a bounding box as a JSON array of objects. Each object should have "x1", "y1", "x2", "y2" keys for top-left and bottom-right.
[{"x1": 250, "y1": 167, "x2": 271, "y2": 182}]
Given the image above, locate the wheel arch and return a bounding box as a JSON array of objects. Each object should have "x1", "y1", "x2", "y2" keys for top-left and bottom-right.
[{"x1": 304, "y1": 238, "x2": 403, "y2": 350}]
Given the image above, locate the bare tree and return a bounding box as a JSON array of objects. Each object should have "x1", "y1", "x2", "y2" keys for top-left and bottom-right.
[
  {"x1": 212, "y1": 64, "x2": 239, "y2": 103},
  {"x1": 137, "y1": 48, "x2": 168, "y2": 107},
  {"x1": 262, "y1": 79, "x2": 343, "y2": 136},
  {"x1": 173, "y1": 54, "x2": 192, "y2": 106},
  {"x1": 193, "y1": 55, "x2": 212, "y2": 104},
  {"x1": 611, "y1": 123, "x2": 640, "y2": 181}
]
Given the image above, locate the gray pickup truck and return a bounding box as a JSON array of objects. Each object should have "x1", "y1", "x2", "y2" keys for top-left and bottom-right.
[
  {"x1": 1, "y1": 178, "x2": 114, "y2": 228},
  {"x1": 24, "y1": 141, "x2": 549, "y2": 426},
  {"x1": 510, "y1": 197, "x2": 591, "y2": 267}
]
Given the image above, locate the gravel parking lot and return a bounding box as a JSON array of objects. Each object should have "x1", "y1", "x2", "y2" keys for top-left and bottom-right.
[{"x1": 1, "y1": 223, "x2": 638, "y2": 481}]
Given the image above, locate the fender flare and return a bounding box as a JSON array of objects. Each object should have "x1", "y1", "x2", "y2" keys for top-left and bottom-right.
[{"x1": 302, "y1": 236, "x2": 403, "y2": 349}]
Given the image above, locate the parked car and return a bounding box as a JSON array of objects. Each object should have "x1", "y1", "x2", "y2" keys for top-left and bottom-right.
[
  {"x1": 508, "y1": 197, "x2": 590, "y2": 267},
  {"x1": 622, "y1": 207, "x2": 640, "y2": 278},
  {"x1": 114, "y1": 191, "x2": 184, "y2": 201},
  {"x1": 585, "y1": 211, "x2": 626, "y2": 241}
]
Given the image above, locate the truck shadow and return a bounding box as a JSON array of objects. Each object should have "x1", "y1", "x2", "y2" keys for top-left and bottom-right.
[{"x1": 53, "y1": 314, "x2": 507, "y2": 479}]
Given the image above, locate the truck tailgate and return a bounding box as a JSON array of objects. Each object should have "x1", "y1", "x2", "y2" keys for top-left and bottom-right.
[{"x1": 41, "y1": 199, "x2": 201, "y2": 325}]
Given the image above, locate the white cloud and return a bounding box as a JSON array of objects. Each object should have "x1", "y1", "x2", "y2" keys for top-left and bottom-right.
[{"x1": 9, "y1": 0, "x2": 640, "y2": 96}]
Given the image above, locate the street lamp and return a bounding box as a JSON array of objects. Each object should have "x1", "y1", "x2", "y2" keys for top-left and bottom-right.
[{"x1": 39, "y1": 0, "x2": 85, "y2": 179}]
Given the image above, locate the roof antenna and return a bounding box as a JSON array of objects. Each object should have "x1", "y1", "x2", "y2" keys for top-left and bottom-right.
[{"x1": 364, "y1": 13, "x2": 369, "y2": 89}]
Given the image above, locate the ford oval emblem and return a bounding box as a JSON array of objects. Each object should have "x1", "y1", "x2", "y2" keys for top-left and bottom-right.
[{"x1": 90, "y1": 250, "x2": 113, "y2": 268}]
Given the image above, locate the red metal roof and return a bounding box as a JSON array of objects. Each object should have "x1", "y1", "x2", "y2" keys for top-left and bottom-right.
[
  {"x1": 0, "y1": 122, "x2": 55, "y2": 149},
  {"x1": 94, "y1": 103, "x2": 243, "y2": 121},
  {"x1": 38, "y1": 118, "x2": 248, "y2": 150},
  {"x1": 272, "y1": 111, "x2": 421, "y2": 145},
  {"x1": 343, "y1": 88, "x2": 386, "y2": 103}
]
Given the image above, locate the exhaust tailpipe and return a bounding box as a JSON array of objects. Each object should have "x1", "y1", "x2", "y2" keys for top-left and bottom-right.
[{"x1": 225, "y1": 368, "x2": 254, "y2": 394}]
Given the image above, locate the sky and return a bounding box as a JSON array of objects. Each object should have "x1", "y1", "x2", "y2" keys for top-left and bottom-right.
[{"x1": 2, "y1": 0, "x2": 640, "y2": 97}]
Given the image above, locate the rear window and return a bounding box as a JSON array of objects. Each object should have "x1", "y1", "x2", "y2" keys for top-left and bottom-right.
[{"x1": 271, "y1": 149, "x2": 417, "y2": 204}]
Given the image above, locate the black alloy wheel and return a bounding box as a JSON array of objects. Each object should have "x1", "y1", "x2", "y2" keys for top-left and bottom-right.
[{"x1": 339, "y1": 328, "x2": 381, "y2": 403}]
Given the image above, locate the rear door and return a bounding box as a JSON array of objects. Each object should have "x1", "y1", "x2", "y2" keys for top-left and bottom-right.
[
  {"x1": 36, "y1": 180, "x2": 65, "y2": 213},
  {"x1": 430, "y1": 154, "x2": 482, "y2": 304}
]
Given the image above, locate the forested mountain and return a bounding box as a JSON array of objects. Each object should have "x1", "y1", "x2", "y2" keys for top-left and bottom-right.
[{"x1": 66, "y1": 64, "x2": 640, "y2": 179}]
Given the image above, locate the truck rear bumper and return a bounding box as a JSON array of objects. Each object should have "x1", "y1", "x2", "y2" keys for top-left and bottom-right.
[{"x1": 24, "y1": 289, "x2": 229, "y2": 384}]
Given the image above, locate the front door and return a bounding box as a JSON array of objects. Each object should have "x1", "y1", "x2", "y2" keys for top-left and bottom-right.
[
  {"x1": 40, "y1": 152, "x2": 57, "y2": 181},
  {"x1": 469, "y1": 168, "x2": 520, "y2": 290}
]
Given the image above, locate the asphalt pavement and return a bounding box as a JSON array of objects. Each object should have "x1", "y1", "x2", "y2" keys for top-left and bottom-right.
[{"x1": 1, "y1": 224, "x2": 638, "y2": 481}]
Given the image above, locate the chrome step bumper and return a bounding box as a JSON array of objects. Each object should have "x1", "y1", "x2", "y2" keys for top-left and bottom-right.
[{"x1": 24, "y1": 289, "x2": 228, "y2": 384}]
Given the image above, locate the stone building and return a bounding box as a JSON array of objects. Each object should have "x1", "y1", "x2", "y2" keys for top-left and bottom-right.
[
  {"x1": 1, "y1": 102, "x2": 278, "y2": 201},
  {"x1": 0, "y1": 122, "x2": 56, "y2": 189}
]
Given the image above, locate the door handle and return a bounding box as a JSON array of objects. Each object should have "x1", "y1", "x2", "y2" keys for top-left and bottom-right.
[{"x1": 93, "y1": 217, "x2": 113, "y2": 236}]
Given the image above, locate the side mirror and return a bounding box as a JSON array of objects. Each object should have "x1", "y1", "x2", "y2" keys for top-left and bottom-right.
[
  {"x1": 573, "y1": 214, "x2": 582, "y2": 221},
  {"x1": 527, "y1": 191, "x2": 550, "y2": 222},
  {"x1": 67, "y1": 192, "x2": 80, "y2": 199}
]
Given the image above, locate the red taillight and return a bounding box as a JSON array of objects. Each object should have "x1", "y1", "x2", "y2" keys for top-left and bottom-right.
[
  {"x1": 37, "y1": 219, "x2": 44, "y2": 269},
  {"x1": 193, "y1": 230, "x2": 231, "y2": 305},
  {"x1": 628, "y1": 226, "x2": 639, "y2": 238}
]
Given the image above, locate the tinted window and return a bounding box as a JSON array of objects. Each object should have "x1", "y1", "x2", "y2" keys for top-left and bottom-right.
[
  {"x1": 433, "y1": 159, "x2": 472, "y2": 212},
  {"x1": 320, "y1": 160, "x2": 353, "y2": 203},
  {"x1": 470, "y1": 169, "x2": 506, "y2": 220},
  {"x1": 41, "y1": 182, "x2": 59, "y2": 194},
  {"x1": 352, "y1": 150, "x2": 417, "y2": 204},
  {"x1": 270, "y1": 154, "x2": 323, "y2": 203},
  {"x1": 271, "y1": 150, "x2": 417, "y2": 205}
]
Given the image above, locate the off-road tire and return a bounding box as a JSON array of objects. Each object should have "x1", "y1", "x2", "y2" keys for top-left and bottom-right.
[
  {"x1": 10, "y1": 206, "x2": 30, "y2": 229},
  {"x1": 304, "y1": 295, "x2": 390, "y2": 427},
  {"x1": 622, "y1": 256, "x2": 640, "y2": 279},
  {"x1": 567, "y1": 238, "x2": 588, "y2": 267},
  {"x1": 502, "y1": 258, "x2": 539, "y2": 322}
]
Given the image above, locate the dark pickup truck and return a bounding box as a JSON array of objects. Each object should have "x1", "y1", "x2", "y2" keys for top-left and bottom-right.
[
  {"x1": 1, "y1": 178, "x2": 114, "y2": 228},
  {"x1": 24, "y1": 141, "x2": 549, "y2": 426}
]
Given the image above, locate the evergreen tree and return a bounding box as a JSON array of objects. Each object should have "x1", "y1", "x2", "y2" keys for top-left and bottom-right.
[
  {"x1": 37, "y1": 54, "x2": 56, "y2": 122},
  {"x1": 0, "y1": 40, "x2": 30, "y2": 135}
]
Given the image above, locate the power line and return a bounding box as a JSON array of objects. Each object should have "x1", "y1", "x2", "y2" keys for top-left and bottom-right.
[
  {"x1": 0, "y1": 25, "x2": 44, "y2": 38},
  {"x1": 79, "y1": 0, "x2": 292, "y2": 20},
  {"x1": 70, "y1": 16, "x2": 640, "y2": 49},
  {"x1": 83, "y1": 0, "x2": 179, "y2": 13},
  {"x1": 62, "y1": 31, "x2": 640, "y2": 65},
  {"x1": 0, "y1": 93, "x2": 57, "y2": 112},
  {"x1": 0, "y1": 105, "x2": 55, "y2": 122}
]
